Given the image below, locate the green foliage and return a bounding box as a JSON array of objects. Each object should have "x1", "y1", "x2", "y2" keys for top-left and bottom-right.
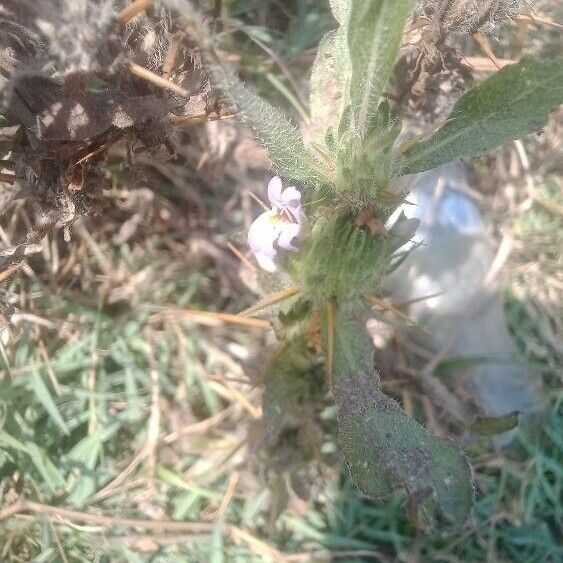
[
  {"x1": 397, "y1": 57, "x2": 563, "y2": 174},
  {"x1": 300, "y1": 215, "x2": 394, "y2": 305},
  {"x1": 335, "y1": 101, "x2": 401, "y2": 203},
  {"x1": 347, "y1": 0, "x2": 410, "y2": 137},
  {"x1": 331, "y1": 310, "x2": 474, "y2": 531},
  {"x1": 468, "y1": 412, "x2": 519, "y2": 436}
]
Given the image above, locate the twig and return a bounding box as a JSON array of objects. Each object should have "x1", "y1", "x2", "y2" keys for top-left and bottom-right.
[
  {"x1": 162, "y1": 406, "x2": 235, "y2": 444},
  {"x1": 246, "y1": 190, "x2": 269, "y2": 211},
  {"x1": 210, "y1": 471, "x2": 240, "y2": 521},
  {"x1": 0, "y1": 263, "x2": 21, "y2": 283},
  {"x1": 90, "y1": 450, "x2": 147, "y2": 504},
  {"x1": 227, "y1": 242, "x2": 256, "y2": 273},
  {"x1": 461, "y1": 56, "x2": 514, "y2": 72},
  {"x1": 48, "y1": 519, "x2": 70, "y2": 563},
  {"x1": 472, "y1": 31, "x2": 502, "y2": 69},
  {"x1": 514, "y1": 139, "x2": 563, "y2": 217},
  {"x1": 164, "y1": 308, "x2": 271, "y2": 329},
  {"x1": 127, "y1": 61, "x2": 189, "y2": 98},
  {"x1": 0, "y1": 218, "x2": 56, "y2": 274},
  {"x1": 365, "y1": 294, "x2": 415, "y2": 325},
  {"x1": 172, "y1": 113, "x2": 236, "y2": 126},
  {"x1": 483, "y1": 233, "x2": 513, "y2": 288},
  {"x1": 37, "y1": 339, "x2": 62, "y2": 396},
  {"x1": 516, "y1": 13, "x2": 563, "y2": 30},
  {"x1": 0, "y1": 500, "x2": 214, "y2": 534},
  {"x1": 239, "y1": 286, "x2": 300, "y2": 317},
  {"x1": 1, "y1": 499, "x2": 288, "y2": 560},
  {"x1": 118, "y1": 0, "x2": 153, "y2": 25},
  {"x1": 229, "y1": 525, "x2": 285, "y2": 562},
  {"x1": 144, "y1": 349, "x2": 161, "y2": 480}
]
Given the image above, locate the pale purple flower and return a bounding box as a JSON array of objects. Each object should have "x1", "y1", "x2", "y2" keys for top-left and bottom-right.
[{"x1": 247, "y1": 176, "x2": 305, "y2": 272}]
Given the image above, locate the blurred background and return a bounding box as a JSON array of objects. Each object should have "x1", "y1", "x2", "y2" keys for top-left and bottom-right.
[{"x1": 0, "y1": 0, "x2": 561, "y2": 561}]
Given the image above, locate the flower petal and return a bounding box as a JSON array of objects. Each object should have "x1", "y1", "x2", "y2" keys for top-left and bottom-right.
[
  {"x1": 278, "y1": 222, "x2": 301, "y2": 252},
  {"x1": 267, "y1": 176, "x2": 283, "y2": 206},
  {"x1": 254, "y1": 252, "x2": 278, "y2": 272},
  {"x1": 280, "y1": 186, "x2": 301, "y2": 207},
  {"x1": 247, "y1": 211, "x2": 280, "y2": 258}
]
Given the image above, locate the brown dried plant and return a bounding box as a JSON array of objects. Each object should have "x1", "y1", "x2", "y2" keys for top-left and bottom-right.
[{"x1": 0, "y1": 0, "x2": 227, "y2": 274}]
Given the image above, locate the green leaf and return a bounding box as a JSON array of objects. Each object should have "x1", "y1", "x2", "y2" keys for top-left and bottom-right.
[
  {"x1": 0, "y1": 432, "x2": 66, "y2": 494},
  {"x1": 348, "y1": 0, "x2": 410, "y2": 136},
  {"x1": 469, "y1": 412, "x2": 519, "y2": 436},
  {"x1": 216, "y1": 68, "x2": 327, "y2": 188},
  {"x1": 308, "y1": 1, "x2": 352, "y2": 144},
  {"x1": 65, "y1": 435, "x2": 101, "y2": 506},
  {"x1": 262, "y1": 344, "x2": 320, "y2": 444},
  {"x1": 25, "y1": 442, "x2": 67, "y2": 493},
  {"x1": 0, "y1": 429, "x2": 28, "y2": 452},
  {"x1": 397, "y1": 57, "x2": 563, "y2": 174},
  {"x1": 29, "y1": 371, "x2": 70, "y2": 435},
  {"x1": 302, "y1": 216, "x2": 394, "y2": 305},
  {"x1": 165, "y1": 0, "x2": 326, "y2": 187},
  {"x1": 329, "y1": 0, "x2": 351, "y2": 24},
  {"x1": 331, "y1": 308, "x2": 473, "y2": 531}
]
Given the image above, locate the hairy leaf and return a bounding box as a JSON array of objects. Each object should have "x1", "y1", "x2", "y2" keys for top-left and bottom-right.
[
  {"x1": 397, "y1": 57, "x2": 563, "y2": 174},
  {"x1": 308, "y1": 1, "x2": 351, "y2": 144},
  {"x1": 348, "y1": 0, "x2": 410, "y2": 136},
  {"x1": 329, "y1": 0, "x2": 351, "y2": 24},
  {"x1": 166, "y1": 0, "x2": 326, "y2": 187},
  {"x1": 308, "y1": 32, "x2": 341, "y2": 144},
  {"x1": 331, "y1": 310, "x2": 473, "y2": 531},
  {"x1": 221, "y1": 69, "x2": 327, "y2": 187},
  {"x1": 262, "y1": 345, "x2": 321, "y2": 444},
  {"x1": 302, "y1": 216, "x2": 394, "y2": 306},
  {"x1": 336, "y1": 101, "x2": 401, "y2": 201}
]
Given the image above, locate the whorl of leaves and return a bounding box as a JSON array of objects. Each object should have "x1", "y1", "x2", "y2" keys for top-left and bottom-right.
[{"x1": 300, "y1": 215, "x2": 394, "y2": 306}]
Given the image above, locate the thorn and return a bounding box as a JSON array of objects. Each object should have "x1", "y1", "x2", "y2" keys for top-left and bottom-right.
[
  {"x1": 227, "y1": 242, "x2": 256, "y2": 273},
  {"x1": 127, "y1": 61, "x2": 189, "y2": 98},
  {"x1": 472, "y1": 31, "x2": 502, "y2": 70},
  {"x1": 170, "y1": 309, "x2": 271, "y2": 329},
  {"x1": 326, "y1": 301, "x2": 335, "y2": 390},
  {"x1": 516, "y1": 13, "x2": 563, "y2": 30},
  {"x1": 75, "y1": 135, "x2": 121, "y2": 165},
  {"x1": 365, "y1": 294, "x2": 416, "y2": 325},
  {"x1": 247, "y1": 190, "x2": 270, "y2": 211},
  {"x1": 172, "y1": 113, "x2": 236, "y2": 126}
]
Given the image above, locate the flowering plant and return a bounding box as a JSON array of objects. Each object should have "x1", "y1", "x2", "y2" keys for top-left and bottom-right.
[{"x1": 171, "y1": 0, "x2": 563, "y2": 532}]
